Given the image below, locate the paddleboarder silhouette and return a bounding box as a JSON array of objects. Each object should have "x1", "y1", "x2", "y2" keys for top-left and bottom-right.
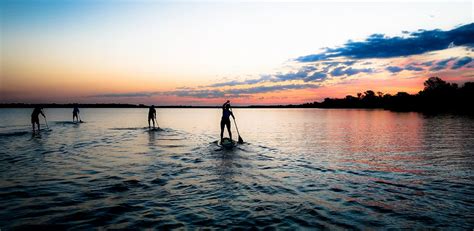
[
  {"x1": 220, "y1": 100, "x2": 235, "y2": 142},
  {"x1": 31, "y1": 106, "x2": 46, "y2": 133},
  {"x1": 73, "y1": 104, "x2": 80, "y2": 122},
  {"x1": 148, "y1": 105, "x2": 157, "y2": 129}
]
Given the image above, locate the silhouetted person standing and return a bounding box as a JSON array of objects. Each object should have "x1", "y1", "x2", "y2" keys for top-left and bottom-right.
[
  {"x1": 220, "y1": 100, "x2": 235, "y2": 142},
  {"x1": 31, "y1": 107, "x2": 46, "y2": 133},
  {"x1": 73, "y1": 104, "x2": 80, "y2": 122},
  {"x1": 148, "y1": 105, "x2": 157, "y2": 129}
]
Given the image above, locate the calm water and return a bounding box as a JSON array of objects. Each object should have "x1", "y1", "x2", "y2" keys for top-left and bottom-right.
[{"x1": 0, "y1": 108, "x2": 473, "y2": 229}]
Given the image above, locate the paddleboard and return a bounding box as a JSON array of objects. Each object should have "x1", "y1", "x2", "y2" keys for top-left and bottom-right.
[
  {"x1": 148, "y1": 127, "x2": 162, "y2": 132},
  {"x1": 220, "y1": 138, "x2": 235, "y2": 149}
]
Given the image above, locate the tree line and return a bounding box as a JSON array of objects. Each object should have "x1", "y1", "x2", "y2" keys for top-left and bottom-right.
[{"x1": 300, "y1": 77, "x2": 474, "y2": 113}]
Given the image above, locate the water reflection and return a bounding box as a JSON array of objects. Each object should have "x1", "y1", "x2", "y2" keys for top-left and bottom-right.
[
  {"x1": 148, "y1": 129, "x2": 156, "y2": 147},
  {"x1": 420, "y1": 114, "x2": 474, "y2": 173},
  {"x1": 214, "y1": 149, "x2": 239, "y2": 205},
  {"x1": 0, "y1": 108, "x2": 473, "y2": 229}
]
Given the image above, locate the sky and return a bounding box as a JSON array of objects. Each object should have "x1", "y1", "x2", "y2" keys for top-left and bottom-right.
[{"x1": 1, "y1": 0, "x2": 473, "y2": 105}]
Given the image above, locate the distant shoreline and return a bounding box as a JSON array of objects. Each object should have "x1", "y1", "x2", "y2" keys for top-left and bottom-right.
[
  {"x1": 0, "y1": 103, "x2": 472, "y2": 114},
  {"x1": 0, "y1": 103, "x2": 305, "y2": 109}
]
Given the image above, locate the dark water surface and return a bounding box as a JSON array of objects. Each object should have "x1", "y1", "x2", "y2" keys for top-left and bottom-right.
[{"x1": 0, "y1": 108, "x2": 473, "y2": 229}]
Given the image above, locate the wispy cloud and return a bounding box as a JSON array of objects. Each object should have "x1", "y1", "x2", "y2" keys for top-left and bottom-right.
[
  {"x1": 452, "y1": 56, "x2": 473, "y2": 69},
  {"x1": 90, "y1": 93, "x2": 152, "y2": 98},
  {"x1": 172, "y1": 83, "x2": 320, "y2": 98},
  {"x1": 207, "y1": 75, "x2": 273, "y2": 87},
  {"x1": 304, "y1": 72, "x2": 327, "y2": 82},
  {"x1": 386, "y1": 66, "x2": 404, "y2": 73},
  {"x1": 406, "y1": 56, "x2": 473, "y2": 72},
  {"x1": 430, "y1": 57, "x2": 456, "y2": 71},
  {"x1": 330, "y1": 67, "x2": 373, "y2": 76},
  {"x1": 206, "y1": 62, "x2": 372, "y2": 88},
  {"x1": 404, "y1": 65, "x2": 424, "y2": 71},
  {"x1": 205, "y1": 66, "x2": 330, "y2": 88},
  {"x1": 91, "y1": 83, "x2": 319, "y2": 99}
]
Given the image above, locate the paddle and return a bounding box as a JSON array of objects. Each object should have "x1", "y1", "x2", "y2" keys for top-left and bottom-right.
[
  {"x1": 232, "y1": 118, "x2": 244, "y2": 144},
  {"x1": 229, "y1": 108, "x2": 244, "y2": 144},
  {"x1": 43, "y1": 117, "x2": 50, "y2": 130},
  {"x1": 79, "y1": 114, "x2": 84, "y2": 123}
]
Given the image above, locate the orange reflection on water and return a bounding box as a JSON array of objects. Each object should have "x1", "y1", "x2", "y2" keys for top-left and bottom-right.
[{"x1": 322, "y1": 110, "x2": 425, "y2": 174}]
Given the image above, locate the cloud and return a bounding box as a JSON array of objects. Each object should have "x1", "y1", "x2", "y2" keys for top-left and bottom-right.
[
  {"x1": 421, "y1": 61, "x2": 433, "y2": 66},
  {"x1": 430, "y1": 57, "x2": 456, "y2": 71},
  {"x1": 274, "y1": 71, "x2": 309, "y2": 81},
  {"x1": 345, "y1": 67, "x2": 373, "y2": 76},
  {"x1": 90, "y1": 93, "x2": 152, "y2": 98},
  {"x1": 208, "y1": 75, "x2": 273, "y2": 87},
  {"x1": 178, "y1": 24, "x2": 472, "y2": 93},
  {"x1": 296, "y1": 53, "x2": 330, "y2": 62},
  {"x1": 228, "y1": 84, "x2": 319, "y2": 95},
  {"x1": 451, "y1": 56, "x2": 473, "y2": 69},
  {"x1": 304, "y1": 72, "x2": 327, "y2": 82},
  {"x1": 206, "y1": 65, "x2": 330, "y2": 88},
  {"x1": 321, "y1": 60, "x2": 357, "y2": 67},
  {"x1": 330, "y1": 66, "x2": 373, "y2": 76},
  {"x1": 329, "y1": 67, "x2": 345, "y2": 76},
  {"x1": 386, "y1": 66, "x2": 404, "y2": 73},
  {"x1": 91, "y1": 84, "x2": 319, "y2": 99},
  {"x1": 387, "y1": 65, "x2": 424, "y2": 73},
  {"x1": 208, "y1": 80, "x2": 247, "y2": 87},
  {"x1": 300, "y1": 65, "x2": 319, "y2": 72},
  {"x1": 404, "y1": 65, "x2": 424, "y2": 71},
  {"x1": 171, "y1": 89, "x2": 226, "y2": 98},
  {"x1": 170, "y1": 84, "x2": 320, "y2": 98},
  {"x1": 296, "y1": 23, "x2": 474, "y2": 62}
]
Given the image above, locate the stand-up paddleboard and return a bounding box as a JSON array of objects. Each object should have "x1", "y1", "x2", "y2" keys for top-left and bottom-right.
[
  {"x1": 220, "y1": 138, "x2": 235, "y2": 149},
  {"x1": 38, "y1": 128, "x2": 52, "y2": 133},
  {"x1": 148, "y1": 127, "x2": 162, "y2": 132}
]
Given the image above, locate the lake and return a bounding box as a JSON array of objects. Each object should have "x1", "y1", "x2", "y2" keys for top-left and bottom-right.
[{"x1": 0, "y1": 108, "x2": 473, "y2": 229}]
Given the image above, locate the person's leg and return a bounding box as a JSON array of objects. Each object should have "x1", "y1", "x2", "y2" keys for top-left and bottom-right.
[
  {"x1": 226, "y1": 120, "x2": 232, "y2": 141},
  {"x1": 32, "y1": 122, "x2": 35, "y2": 133},
  {"x1": 220, "y1": 120, "x2": 225, "y2": 141},
  {"x1": 148, "y1": 117, "x2": 151, "y2": 128},
  {"x1": 152, "y1": 118, "x2": 156, "y2": 128},
  {"x1": 37, "y1": 121, "x2": 40, "y2": 132}
]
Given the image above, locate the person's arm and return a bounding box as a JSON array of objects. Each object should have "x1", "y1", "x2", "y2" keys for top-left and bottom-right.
[
  {"x1": 41, "y1": 110, "x2": 46, "y2": 118},
  {"x1": 224, "y1": 100, "x2": 231, "y2": 109},
  {"x1": 231, "y1": 111, "x2": 235, "y2": 119}
]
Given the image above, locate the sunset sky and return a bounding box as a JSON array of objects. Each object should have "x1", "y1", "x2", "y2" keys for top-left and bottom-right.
[{"x1": 1, "y1": 0, "x2": 473, "y2": 105}]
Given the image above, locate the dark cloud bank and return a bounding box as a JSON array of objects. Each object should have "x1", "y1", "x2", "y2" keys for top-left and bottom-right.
[{"x1": 296, "y1": 23, "x2": 474, "y2": 62}]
